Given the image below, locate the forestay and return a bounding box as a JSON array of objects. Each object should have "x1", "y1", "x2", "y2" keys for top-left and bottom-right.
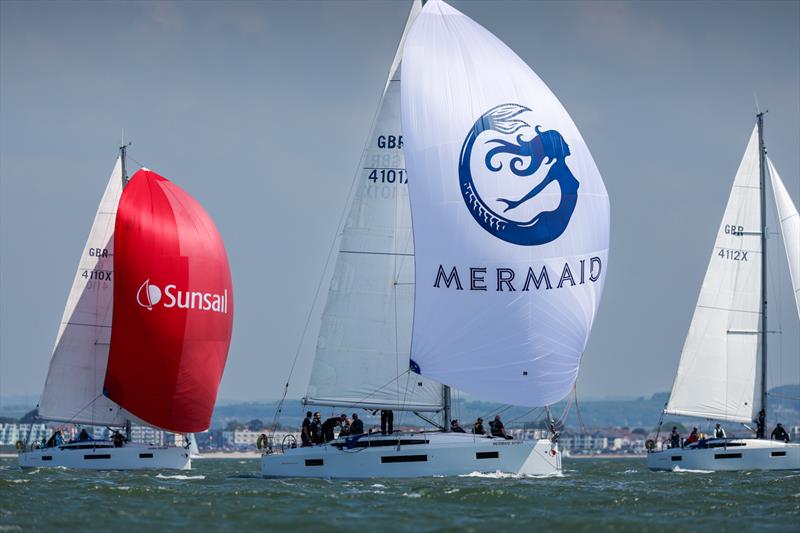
[
  {"x1": 666, "y1": 128, "x2": 763, "y2": 423},
  {"x1": 305, "y1": 0, "x2": 443, "y2": 412},
  {"x1": 401, "y1": 0, "x2": 610, "y2": 407},
  {"x1": 39, "y1": 158, "x2": 130, "y2": 426},
  {"x1": 768, "y1": 159, "x2": 800, "y2": 318}
]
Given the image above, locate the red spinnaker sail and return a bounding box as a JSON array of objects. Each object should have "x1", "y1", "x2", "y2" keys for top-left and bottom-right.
[{"x1": 105, "y1": 169, "x2": 233, "y2": 433}]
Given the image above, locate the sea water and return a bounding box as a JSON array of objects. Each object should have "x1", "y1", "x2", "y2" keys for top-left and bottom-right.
[{"x1": 1, "y1": 457, "x2": 797, "y2": 531}]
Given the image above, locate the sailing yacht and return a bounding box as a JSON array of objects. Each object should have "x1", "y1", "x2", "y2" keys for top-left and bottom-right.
[
  {"x1": 261, "y1": 0, "x2": 609, "y2": 478},
  {"x1": 647, "y1": 114, "x2": 800, "y2": 471},
  {"x1": 18, "y1": 146, "x2": 234, "y2": 470}
]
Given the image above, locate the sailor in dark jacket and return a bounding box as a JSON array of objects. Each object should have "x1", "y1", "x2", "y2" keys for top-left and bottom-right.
[
  {"x1": 771, "y1": 423, "x2": 790, "y2": 443},
  {"x1": 349, "y1": 413, "x2": 364, "y2": 435}
]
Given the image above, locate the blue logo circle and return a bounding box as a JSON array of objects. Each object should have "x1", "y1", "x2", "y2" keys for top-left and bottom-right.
[{"x1": 458, "y1": 103, "x2": 579, "y2": 246}]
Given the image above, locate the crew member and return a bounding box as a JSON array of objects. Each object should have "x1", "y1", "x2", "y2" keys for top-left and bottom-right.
[
  {"x1": 714, "y1": 423, "x2": 726, "y2": 439},
  {"x1": 450, "y1": 420, "x2": 466, "y2": 433},
  {"x1": 301, "y1": 411, "x2": 313, "y2": 447},
  {"x1": 684, "y1": 427, "x2": 699, "y2": 446},
  {"x1": 380, "y1": 410, "x2": 394, "y2": 435},
  {"x1": 339, "y1": 414, "x2": 351, "y2": 437},
  {"x1": 311, "y1": 412, "x2": 323, "y2": 444},
  {"x1": 349, "y1": 413, "x2": 364, "y2": 435},
  {"x1": 473, "y1": 417, "x2": 485, "y2": 435},
  {"x1": 78, "y1": 428, "x2": 90, "y2": 442},
  {"x1": 669, "y1": 427, "x2": 680, "y2": 448},
  {"x1": 756, "y1": 409, "x2": 766, "y2": 439},
  {"x1": 489, "y1": 415, "x2": 511, "y2": 439},
  {"x1": 771, "y1": 423, "x2": 790, "y2": 443},
  {"x1": 321, "y1": 415, "x2": 345, "y2": 443}
]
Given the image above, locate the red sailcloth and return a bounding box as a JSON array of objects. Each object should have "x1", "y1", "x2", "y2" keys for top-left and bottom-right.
[{"x1": 105, "y1": 169, "x2": 233, "y2": 433}]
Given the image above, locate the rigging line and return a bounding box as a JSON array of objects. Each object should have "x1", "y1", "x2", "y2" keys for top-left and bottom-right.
[
  {"x1": 574, "y1": 386, "x2": 588, "y2": 434},
  {"x1": 59, "y1": 393, "x2": 105, "y2": 427},
  {"x1": 504, "y1": 406, "x2": 543, "y2": 426},
  {"x1": 479, "y1": 403, "x2": 513, "y2": 422}
]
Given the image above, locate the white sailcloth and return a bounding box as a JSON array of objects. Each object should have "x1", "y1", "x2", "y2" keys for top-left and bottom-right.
[
  {"x1": 401, "y1": 0, "x2": 610, "y2": 407},
  {"x1": 666, "y1": 128, "x2": 763, "y2": 423},
  {"x1": 39, "y1": 158, "x2": 129, "y2": 426},
  {"x1": 768, "y1": 158, "x2": 800, "y2": 318},
  {"x1": 305, "y1": 0, "x2": 443, "y2": 412}
]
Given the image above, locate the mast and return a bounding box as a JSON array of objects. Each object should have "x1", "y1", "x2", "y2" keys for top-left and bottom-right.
[
  {"x1": 120, "y1": 138, "x2": 130, "y2": 435},
  {"x1": 757, "y1": 111, "x2": 768, "y2": 431},
  {"x1": 442, "y1": 385, "x2": 451, "y2": 431},
  {"x1": 120, "y1": 140, "x2": 130, "y2": 188}
]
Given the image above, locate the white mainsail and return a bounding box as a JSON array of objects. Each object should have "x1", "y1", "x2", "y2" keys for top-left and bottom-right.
[
  {"x1": 38, "y1": 158, "x2": 130, "y2": 426},
  {"x1": 768, "y1": 158, "x2": 800, "y2": 318},
  {"x1": 666, "y1": 128, "x2": 763, "y2": 423},
  {"x1": 401, "y1": 0, "x2": 610, "y2": 407},
  {"x1": 305, "y1": 0, "x2": 443, "y2": 412}
]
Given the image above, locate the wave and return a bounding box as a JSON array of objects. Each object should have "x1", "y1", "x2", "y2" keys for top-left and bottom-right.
[
  {"x1": 671, "y1": 466, "x2": 714, "y2": 474},
  {"x1": 459, "y1": 470, "x2": 564, "y2": 479},
  {"x1": 155, "y1": 474, "x2": 206, "y2": 480}
]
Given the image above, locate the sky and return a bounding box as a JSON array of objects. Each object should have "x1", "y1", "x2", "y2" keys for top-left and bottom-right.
[{"x1": 1, "y1": 0, "x2": 798, "y2": 405}]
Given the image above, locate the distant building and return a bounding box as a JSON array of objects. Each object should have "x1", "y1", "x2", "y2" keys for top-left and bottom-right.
[{"x1": 0, "y1": 423, "x2": 48, "y2": 446}]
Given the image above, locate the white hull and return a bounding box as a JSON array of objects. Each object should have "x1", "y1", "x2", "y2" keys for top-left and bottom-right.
[
  {"x1": 646, "y1": 438, "x2": 800, "y2": 471},
  {"x1": 18, "y1": 441, "x2": 191, "y2": 470},
  {"x1": 261, "y1": 432, "x2": 560, "y2": 479}
]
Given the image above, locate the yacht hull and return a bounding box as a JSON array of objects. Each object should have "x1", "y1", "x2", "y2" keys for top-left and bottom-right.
[
  {"x1": 18, "y1": 441, "x2": 191, "y2": 470},
  {"x1": 261, "y1": 432, "x2": 559, "y2": 479},
  {"x1": 646, "y1": 439, "x2": 800, "y2": 471}
]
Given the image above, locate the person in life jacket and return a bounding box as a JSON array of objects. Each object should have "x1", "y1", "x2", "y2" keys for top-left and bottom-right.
[
  {"x1": 473, "y1": 417, "x2": 486, "y2": 435},
  {"x1": 489, "y1": 415, "x2": 512, "y2": 439},
  {"x1": 669, "y1": 427, "x2": 681, "y2": 449},
  {"x1": 714, "y1": 423, "x2": 726, "y2": 439},
  {"x1": 771, "y1": 423, "x2": 790, "y2": 443},
  {"x1": 684, "y1": 427, "x2": 699, "y2": 447}
]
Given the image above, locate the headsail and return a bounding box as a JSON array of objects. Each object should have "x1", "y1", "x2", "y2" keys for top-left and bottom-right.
[
  {"x1": 305, "y1": 0, "x2": 443, "y2": 412},
  {"x1": 666, "y1": 127, "x2": 763, "y2": 423},
  {"x1": 105, "y1": 169, "x2": 233, "y2": 433},
  {"x1": 39, "y1": 157, "x2": 130, "y2": 426},
  {"x1": 768, "y1": 158, "x2": 800, "y2": 318},
  {"x1": 401, "y1": 0, "x2": 610, "y2": 407}
]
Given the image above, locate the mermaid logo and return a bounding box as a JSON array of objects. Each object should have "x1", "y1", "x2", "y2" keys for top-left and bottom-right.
[{"x1": 458, "y1": 103, "x2": 579, "y2": 246}]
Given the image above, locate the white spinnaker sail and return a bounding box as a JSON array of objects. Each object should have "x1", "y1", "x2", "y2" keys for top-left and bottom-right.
[
  {"x1": 39, "y1": 158, "x2": 129, "y2": 426},
  {"x1": 768, "y1": 158, "x2": 800, "y2": 318},
  {"x1": 401, "y1": 0, "x2": 610, "y2": 407},
  {"x1": 666, "y1": 128, "x2": 763, "y2": 423},
  {"x1": 305, "y1": 0, "x2": 443, "y2": 412}
]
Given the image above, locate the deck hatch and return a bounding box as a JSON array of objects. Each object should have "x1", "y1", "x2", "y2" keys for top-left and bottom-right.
[
  {"x1": 714, "y1": 453, "x2": 742, "y2": 459},
  {"x1": 381, "y1": 454, "x2": 428, "y2": 463},
  {"x1": 476, "y1": 451, "x2": 499, "y2": 459},
  {"x1": 305, "y1": 459, "x2": 324, "y2": 466}
]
